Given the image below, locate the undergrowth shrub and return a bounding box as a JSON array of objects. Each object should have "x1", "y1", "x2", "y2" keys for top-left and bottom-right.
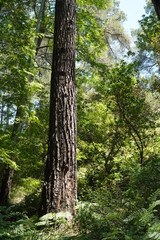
[
  {"x1": 74, "y1": 156, "x2": 160, "y2": 240},
  {"x1": 23, "y1": 191, "x2": 41, "y2": 217},
  {"x1": 0, "y1": 205, "x2": 36, "y2": 239},
  {"x1": 75, "y1": 192, "x2": 126, "y2": 240},
  {"x1": 0, "y1": 205, "x2": 71, "y2": 240}
]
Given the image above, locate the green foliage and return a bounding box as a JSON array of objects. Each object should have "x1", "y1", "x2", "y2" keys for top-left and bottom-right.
[
  {"x1": 74, "y1": 154, "x2": 160, "y2": 239},
  {"x1": 77, "y1": 0, "x2": 111, "y2": 9},
  {"x1": 10, "y1": 178, "x2": 41, "y2": 205},
  {"x1": 0, "y1": 205, "x2": 36, "y2": 240},
  {"x1": 36, "y1": 212, "x2": 69, "y2": 230},
  {"x1": 0, "y1": 205, "x2": 71, "y2": 240},
  {"x1": 74, "y1": 196, "x2": 125, "y2": 239},
  {"x1": 77, "y1": 59, "x2": 158, "y2": 205},
  {"x1": 0, "y1": 0, "x2": 36, "y2": 107},
  {"x1": 0, "y1": 148, "x2": 19, "y2": 170},
  {"x1": 76, "y1": 1, "x2": 107, "y2": 66},
  {"x1": 136, "y1": 4, "x2": 160, "y2": 75}
]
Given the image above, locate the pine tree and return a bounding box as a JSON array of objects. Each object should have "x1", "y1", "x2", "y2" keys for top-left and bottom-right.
[{"x1": 40, "y1": 0, "x2": 77, "y2": 214}]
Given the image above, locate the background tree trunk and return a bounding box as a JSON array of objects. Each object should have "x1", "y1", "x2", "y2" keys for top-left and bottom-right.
[
  {"x1": 0, "y1": 168, "x2": 14, "y2": 205},
  {"x1": 40, "y1": 0, "x2": 77, "y2": 215},
  {"x1": 0, "y1": 95, "x2": 4, "y2": 127}
]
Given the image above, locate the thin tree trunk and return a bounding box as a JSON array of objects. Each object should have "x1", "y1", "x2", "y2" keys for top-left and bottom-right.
[
  {"x1": 35, "y1": 0, "x2": 48, "y2": 54},
  {"x1": 40, "y1": 0, "x2": 77, "y2": 215},
  {"x1": 6, "y1": 103, "x2": 10, "y2": 127},
  {"x1": 0, "y1": 95, "x2": 4, "y2": 127}
]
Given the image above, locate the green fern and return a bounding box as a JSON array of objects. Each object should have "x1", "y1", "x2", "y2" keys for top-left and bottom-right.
[
  {"x1": 145, "y1": 222, "x2": 160, "y2": 240},
  {"x1": 124, "y1": 208, "x2": 147, "y2": 223},
  {"x1": 149, "y1": 189, "x2": 160, "y2": 202}
]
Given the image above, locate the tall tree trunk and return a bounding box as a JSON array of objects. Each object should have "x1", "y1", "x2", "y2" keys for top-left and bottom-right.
[{"x1": 40, "y1": 0, "x2": 77, "y2": 215}]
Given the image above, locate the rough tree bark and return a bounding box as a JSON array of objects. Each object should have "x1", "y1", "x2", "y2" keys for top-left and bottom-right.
[{"x1": 40, "y1": 0, "x2": 77, "y2": 214}]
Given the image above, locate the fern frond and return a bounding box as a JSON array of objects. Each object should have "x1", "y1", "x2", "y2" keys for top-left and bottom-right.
[{"x1": 149, "y1": 189, "x2": 160, "y2": 202}]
